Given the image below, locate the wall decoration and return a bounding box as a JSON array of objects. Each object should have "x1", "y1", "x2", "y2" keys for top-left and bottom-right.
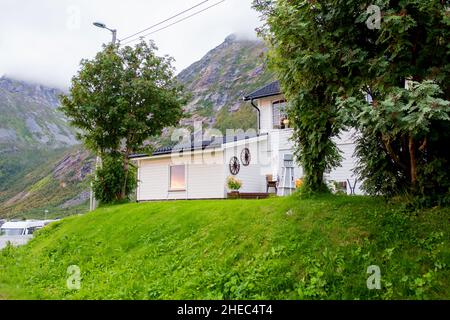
[
  {"x1": 241, "y1": 148, "x2": 251, "y2": 166},
  {"x1": 229, "y1": 156, "x2": 240, "y2": 175}
]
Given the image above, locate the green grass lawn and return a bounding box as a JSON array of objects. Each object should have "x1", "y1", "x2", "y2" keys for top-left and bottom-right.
[{"x1": 0, "y1": 195, "x2": 448, "y2": 300}]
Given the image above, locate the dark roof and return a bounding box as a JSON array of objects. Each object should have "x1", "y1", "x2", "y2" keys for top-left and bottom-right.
[
  {"x1": 243, "y1": 80, "x2": 281, "y2": 101},
  {"x1": 129, "y1": 132, "x2": 267, "y2": 159}
]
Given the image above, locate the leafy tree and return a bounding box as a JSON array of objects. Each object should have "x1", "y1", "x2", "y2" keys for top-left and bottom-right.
[
  {"x1": 61, "y1": 41, "x2": 186, "y2": 202},
  {"x1": 253, "y1": 0, "x2": 374, "y2": 192},
  {"x1": 338, "y1": 1, "x2": 450, "y2": 201},
  {"x1": 339, "y1": 81, "x2": 450, "y2": 199},
  {"x1": 254, "y1": 0, "x2": 450, "y2": 201},
  {"x1": 214, "y1": 104, "x2": 257, "y2": 133}
]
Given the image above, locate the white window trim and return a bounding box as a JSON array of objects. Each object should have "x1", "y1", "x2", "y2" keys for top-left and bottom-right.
[
  {"x1": 168, "y1": 164, "x2": 187, "y2": 192},
  {"x1": 272, "y1": 99, "x2": 288, "y2": 130}
]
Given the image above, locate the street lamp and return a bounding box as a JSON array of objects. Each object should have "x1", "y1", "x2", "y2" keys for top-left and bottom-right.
[
  {"x1": 93, "y1": 21, "x2": 117, "y2": 44},
  {"x1": 89, "y1": 21, "x2": 118, "y2": 211}
]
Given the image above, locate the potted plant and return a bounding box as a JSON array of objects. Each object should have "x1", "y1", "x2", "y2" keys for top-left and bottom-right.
[{"x1": 227, "y1": 176, "x2": 242, "y2": 199}]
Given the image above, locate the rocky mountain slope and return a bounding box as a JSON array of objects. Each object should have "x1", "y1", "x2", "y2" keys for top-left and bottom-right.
[
  {"x1": 0, "y1": 77, "x2": 91, "y2": 218},
  {"x1": 0, "y1": 77, "x2": 78, "y2": 152},
  {"x1": 0, "y1": 146, "x2": 93, "y2": 218},
  {"x1": 177, "y1": 34, "x2": 275, "y2": 128}
]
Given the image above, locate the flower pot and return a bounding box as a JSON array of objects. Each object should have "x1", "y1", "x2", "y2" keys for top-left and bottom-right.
[{"x1": 228, "y1": 191, "x2": 240, "y2": 199}]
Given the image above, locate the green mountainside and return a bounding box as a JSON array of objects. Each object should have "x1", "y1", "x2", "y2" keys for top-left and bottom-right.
[
  {"x1": 0, "y1": 77, "x2": 91, "y2": 218},
  {"x1": 0, "y1": 146, "x2": 93, "y2": 218}
]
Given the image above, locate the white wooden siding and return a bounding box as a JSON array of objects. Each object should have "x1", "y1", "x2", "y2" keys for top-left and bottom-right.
[
  {"x1": 334, "y1": 129, "x2": 358, "y2": 144},
  {"x1": 327, "y1": 129, "x2": 363, "y2": 194},
  {"x1": 187, "y1": 153, "x2": 226, "y2": 199},
  {"x1": 231, "y1": 163, "x2": 267, "y2": 193},
  {"x1": 138, "y1": 158, "x2": 171, "y2": 200},
  {"x1": 258, "y1": 98, "x2": 272, "y2": 133},
  {"x1": 137, "y1": 151, "x2": 226, "y2": 201},
  {"x1": 223, "y1": 139, "x2": 268, "y2": 193},
  {"x1": 258, "y1": 95, "x2": 285, "y2": 133},
  {"x1": 326, "y1": 142, "x2": 363, "y2": 194}
]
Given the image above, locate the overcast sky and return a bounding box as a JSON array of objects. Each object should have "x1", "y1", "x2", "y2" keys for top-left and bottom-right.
[{"x1": 0, "y1": 0, "x2": 261, "y2": 89}]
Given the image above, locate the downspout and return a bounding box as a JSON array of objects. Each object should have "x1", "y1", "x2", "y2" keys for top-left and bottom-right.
[{"x1": 250, "y1": 98, "x2": 261, "y2": 133}]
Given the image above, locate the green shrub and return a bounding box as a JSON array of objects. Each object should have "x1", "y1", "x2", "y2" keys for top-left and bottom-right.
[{"x1": 92, "y1": 153, "x2": 136, "y2": 204}]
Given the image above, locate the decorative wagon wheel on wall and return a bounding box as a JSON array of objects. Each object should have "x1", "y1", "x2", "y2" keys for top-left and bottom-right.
[
  {"x1": 240, "y1": 148, "x2": 251, "y2": 166},
  {"x1": 229, "y1": 156, "x2": 240, "y2": 175}
]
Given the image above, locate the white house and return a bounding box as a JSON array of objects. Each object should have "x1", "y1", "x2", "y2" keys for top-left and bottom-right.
[{"x1": 131, "y1": 81, "x2": 363, "y2": 201}]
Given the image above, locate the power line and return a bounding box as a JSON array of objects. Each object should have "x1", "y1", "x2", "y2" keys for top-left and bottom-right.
[
  {"x1": 119, "y1": 0, "x2": 211, "y2": 42},
  {"x1": 121, "y1": 0, "x2": 225, "y2": 46}
]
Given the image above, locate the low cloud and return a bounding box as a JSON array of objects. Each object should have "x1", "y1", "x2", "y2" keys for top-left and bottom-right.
[{"x1": 0, "y1": 0, "x2": 261, "y2": 89}]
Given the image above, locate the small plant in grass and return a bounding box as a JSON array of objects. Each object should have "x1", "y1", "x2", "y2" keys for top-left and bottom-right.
[
  {"x1": 227, "y1": 176, "x2": 242, "y2": 192},
  {"x1": 295, "y1": 178, "x2": 303, "y2": 189}
]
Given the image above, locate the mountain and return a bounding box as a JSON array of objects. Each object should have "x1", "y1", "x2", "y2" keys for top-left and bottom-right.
[
  {"x1": 0, "y1": 77, "x2": 92, "y2": 218},
  {"x1": 0, "y1": 76, "x2": 78, "y2": 153},
  {"x1": 0, "y1": 34, "x2": 274, "y2": 218},
  {"x1": 177, "y1": 34, "x2": 275, "y2": 128},
  {"x1": 0, "y1": 146, "x2": 93, "y2": 219}
]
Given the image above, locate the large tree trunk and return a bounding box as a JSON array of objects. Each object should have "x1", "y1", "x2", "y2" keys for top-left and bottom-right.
[
  {"x1": 408, "y1": 135, "x2": 417, "y2": 187},
  {"x1": 315, "y1": 169, "x2": 325, "y2": 190}
]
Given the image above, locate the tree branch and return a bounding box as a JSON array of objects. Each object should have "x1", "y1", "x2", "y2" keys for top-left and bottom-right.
[{"x1": 381, "y1": 134, "x2": 408, "y2": 171}]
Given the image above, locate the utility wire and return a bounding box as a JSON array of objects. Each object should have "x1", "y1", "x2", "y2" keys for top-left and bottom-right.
[
  {"x1": 119, "y1": 0, "x2": 211, "y2": 42},
  {"x1": 121, "y1": 0, "x2": 225, "y2": 46}
]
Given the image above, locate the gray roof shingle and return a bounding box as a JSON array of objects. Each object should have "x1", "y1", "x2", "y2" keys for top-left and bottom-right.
[
  {"x1": 243, "y1": 80, "x2": 281, "y2": 101},
  {"x1": 129, "y1": 132, "x2": 267, "y2": 159}
]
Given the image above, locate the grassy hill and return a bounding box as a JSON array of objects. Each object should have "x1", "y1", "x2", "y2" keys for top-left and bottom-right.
[{"x1": 0, "y1": 195, "x2": 448, "y2": 300}]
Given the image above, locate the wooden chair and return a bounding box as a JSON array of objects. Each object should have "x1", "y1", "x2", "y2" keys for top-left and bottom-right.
[{"x1": 266, "y1": 174, "x2": 278, "y2": 193}]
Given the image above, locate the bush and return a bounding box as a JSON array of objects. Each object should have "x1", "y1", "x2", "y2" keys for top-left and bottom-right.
[
  {"x1": 340, "y1": 81, "x2": 450, "y2": 206},
  {"x1": 92, "y1": 153, "x2": 136, "y2": 204},
  {"x1": 227, "y1": 176, "x2": 242, "y2": 191}
]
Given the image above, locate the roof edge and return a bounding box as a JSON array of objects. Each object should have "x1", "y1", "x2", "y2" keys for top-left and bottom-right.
[
  {"x1": 243, "y1": 91, "x2": 282, "y2": 101},
  {"x1": 243, "y1": 80, "x2": 282, "y2": 101}
]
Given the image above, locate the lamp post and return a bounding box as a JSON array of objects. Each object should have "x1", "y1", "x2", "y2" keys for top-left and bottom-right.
[
  {"x1": 89, "y1": 22, "x2": 117, "y2": 211},
  {"x1": 93, "y1": 22, "x2": 117, "y2": 44}
]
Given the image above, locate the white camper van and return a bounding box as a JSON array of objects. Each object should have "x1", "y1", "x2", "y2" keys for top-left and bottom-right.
[
  {"x1": 0, "y1": 220, "x2": 45, "y2": 236},
  {"x1": 0, "y1": 220, "x2": 58, "y2": 249}
]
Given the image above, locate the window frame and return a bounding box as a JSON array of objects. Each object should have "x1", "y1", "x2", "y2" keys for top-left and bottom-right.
[
  {"x1": 168, "y1": 164, "x2": 186, "y2": 191},
  {"x1": 272, "y1": 99, "x2": 288, "y2": 129}
]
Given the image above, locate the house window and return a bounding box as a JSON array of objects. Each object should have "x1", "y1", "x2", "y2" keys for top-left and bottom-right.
[
  {"x1": 169, "y1": 165, "x2": 186, "y2": 190},
  {"x1": 272, "y1": 100, "x2": 289, "y2": 129}
]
